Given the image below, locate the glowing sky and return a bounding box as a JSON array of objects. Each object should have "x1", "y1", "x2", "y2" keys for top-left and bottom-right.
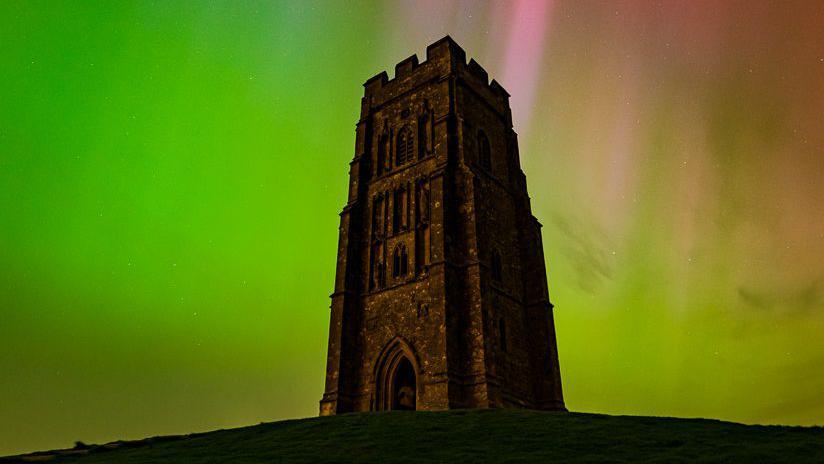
[{"x1": 2, "y1": 0, "x2": 824, "y2": 455}]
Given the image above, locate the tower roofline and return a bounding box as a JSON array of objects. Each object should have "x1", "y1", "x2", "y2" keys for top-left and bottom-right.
[
  {"x1": 363, "y1": 35, "x2": 465, "y2": 88},
  {"x1": 363, "y1": 35, "x2": 509, "y2": 90},
  {"x1": 361, "y1": 36, "x2": 510, "y2": 111}
]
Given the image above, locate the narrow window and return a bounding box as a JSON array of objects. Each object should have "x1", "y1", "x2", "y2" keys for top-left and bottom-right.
[
  {"x1": 403, "y1": 187, "x2": 409, "y2": 230},
  {"x1": 392, "y1": 188, "x2": 408, "y2": 234},
  {"x1": 372, "y1": 195, "x2": 384, "y2": 236},
  {"x1": 415, "y1": 182, "x2": 431, "y2": 273},
  {"x1": 393, "y1": 244, "x2": 408, "y2": 278},
  {"x1": 372, "y1": 242, "x2": 385, "y2": 290},
  {"x1": 393, "y1": 189, "x2": 401, "y2": 233},
  {"x1": 491, "y1": 250, "x2": 502, "y2": 282},
  {"x1": 369, "y1": 243, "x2": 378, "y2": 290},
  {"x1": 401, "y1": 245, "x2": 408, "y2": 275},
  {"x1": 393, "y1": 190, "x2": 400, "y2": 233},
  {"x1": 478, "y1": 130, "x2": 491, "y2": 171},
  {"x1": 417, "y1": 185, "x2": 430, "y2": 225},
  {"x1": 499, "y1": 317, "x2": 508, "y2": 352},
  {"x1": 396, "y1": 126, "x2": 414, "y2": 166},
  {"x1": 418, "y1": 113, "x2": 428, "y2": 160},
  {"x1": 377, "y1": 134, "x2": 389, "y2": 175}
]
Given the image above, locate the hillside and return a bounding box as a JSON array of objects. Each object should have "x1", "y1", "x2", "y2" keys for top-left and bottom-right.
[{"x1": 3, "y1": 409, "x2": 823, "y2": 463}]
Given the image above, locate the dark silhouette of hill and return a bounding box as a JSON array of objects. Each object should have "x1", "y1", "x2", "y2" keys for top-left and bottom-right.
[{"x1": 3, "y1": 409, "x2": 823, "y2": 463}]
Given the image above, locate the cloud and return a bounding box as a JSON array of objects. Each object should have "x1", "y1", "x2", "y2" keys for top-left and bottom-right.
[
  {"x1": 737, "y1": 281, "x2": 822, "y2": 315},
  {"x1": 552, "y1": 213, "x2": 613, "y2": 294}
]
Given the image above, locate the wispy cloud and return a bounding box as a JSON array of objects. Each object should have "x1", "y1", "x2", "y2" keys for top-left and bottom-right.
[
  {"x1": 552, "y1": 213, "x2": 612, "y2": 294},
  {"x1": 738, "y1": 281, "x2": 822, "y2": 315}
]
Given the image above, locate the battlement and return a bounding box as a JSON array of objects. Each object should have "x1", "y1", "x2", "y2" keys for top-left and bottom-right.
[
  {"x1": 466, "y1": 59, "x2": 488, "y2": 83},
  {"x1": 425, "y1": 35, "x2": 466, "y2": 64},
  {"x1": 394, "y1": 54, "x2": 419, "y2": 77},
  {"x1": 362, "y1": 36, "x2": 510, "y2": 109}
]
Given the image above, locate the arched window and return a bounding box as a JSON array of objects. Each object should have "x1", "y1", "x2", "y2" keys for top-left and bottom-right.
[
  {"x1": 478, "y1": 130, "x2": 491, "y2": 170},
  {"x1": 396, "y1": 126, "x2": 414, "y2": 166},
  {"x1": 491, "y1": 249, "x2": 503, "y2": 282},
  {"x1": 393, "y1": 243, "x2": 408, "y2": 278},
  {"x1": 393, "y1": 188, "x2": 408, "y2": 233},
  {"x1": 499, "y1": 317, "x2": 508, "y2": 352}
]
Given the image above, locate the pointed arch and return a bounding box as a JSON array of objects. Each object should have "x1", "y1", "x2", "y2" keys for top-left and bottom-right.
[
  {"x1": 396, "y1": 125, "x2": 414, "y2": 166},
  {"x1": 392, "y1": 243, "x2": 408, "y2": 278},
  {"x1": 372, "y1": 336, "x2": 421, "y2": 411}
]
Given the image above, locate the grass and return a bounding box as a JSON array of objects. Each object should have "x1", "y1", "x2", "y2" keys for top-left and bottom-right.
[{"x1": 3, "y1": 409, "x2": 823, "y2": 463}]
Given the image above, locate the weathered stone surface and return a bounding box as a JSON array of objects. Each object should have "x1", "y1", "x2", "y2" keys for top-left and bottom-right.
[{"x1": 320, "y1": 36, "x2": 565, "y2": 415}]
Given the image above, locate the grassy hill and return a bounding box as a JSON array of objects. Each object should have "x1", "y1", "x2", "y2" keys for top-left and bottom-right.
[{"x1": 4, "y1": 409, "x2": 823, "y2": 463}]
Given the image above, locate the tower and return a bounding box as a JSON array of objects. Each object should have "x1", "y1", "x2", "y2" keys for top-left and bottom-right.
[{"x1": 320, "y1": 37, "x2": 565, "y2": 414}]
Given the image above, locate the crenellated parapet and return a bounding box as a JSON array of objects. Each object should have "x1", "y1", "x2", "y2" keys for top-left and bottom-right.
[{"x1": 360, "y1": 36, "x2": 511, "y2": 123}]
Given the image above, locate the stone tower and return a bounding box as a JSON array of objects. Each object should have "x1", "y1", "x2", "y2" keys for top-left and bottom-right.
[{"x1": 320, "y1": 37, "x2": 565, "y2": 414}]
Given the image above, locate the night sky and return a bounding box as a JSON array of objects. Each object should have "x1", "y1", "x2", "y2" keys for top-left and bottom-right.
[{"x1": 2, "y1": 0, "x2": 823, "y2": 456}]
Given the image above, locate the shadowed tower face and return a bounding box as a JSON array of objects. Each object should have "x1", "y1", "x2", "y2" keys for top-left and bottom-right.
[{"x1": 320, "y1": 37, "x2": 565, "y2": 414}]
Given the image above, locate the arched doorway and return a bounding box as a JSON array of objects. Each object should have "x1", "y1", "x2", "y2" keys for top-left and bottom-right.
[
  {"x1": 392, "y1": 357, "x2": 416, "y2": 410},
  {"x1": 373, "y1": 337, "x2": 420, "y2": 411}
]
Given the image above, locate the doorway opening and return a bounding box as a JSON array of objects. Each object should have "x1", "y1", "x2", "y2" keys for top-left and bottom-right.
[
  {"x1": 374, "y1": 338, "x2": 420, "y2": 411},
  {"x1": 392, "y1": 357, "x2": 416, "y2": 410}
]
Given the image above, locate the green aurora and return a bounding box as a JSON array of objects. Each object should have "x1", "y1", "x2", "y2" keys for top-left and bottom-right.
[{"x1": 1, "y1": 0, "x2": 823, "y2": 456}]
